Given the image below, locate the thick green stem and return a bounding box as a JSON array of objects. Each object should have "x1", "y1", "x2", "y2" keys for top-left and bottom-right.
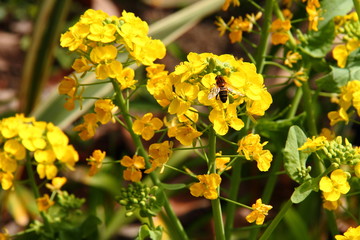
[
  {"x1": 208, "y1": 128, "x2": 225, "y2": 240},
  {"x1": 254, "y1": 0, "x2": 274, "y2": 73},
  {"x1": 111, "y1": 80, "x2": 188, "y2": 240},
  {"x1": 301, "y1": 80, "x2": 317, "y2": 136}
]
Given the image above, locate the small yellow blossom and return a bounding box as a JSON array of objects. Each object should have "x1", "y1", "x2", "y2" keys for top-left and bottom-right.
[
  {"x1": 322, "y1": 199, "x2": 339, "y2": 211},
  {"x1": 298, "y1": 136, "x2": 327, "y2": 152},
  {"x1": 72, "y1": 56, "x2": 92, "y2": 73},
  {"x1": 94, "y1": 99, "x2": 115, "y2": 124},
  {"x1": 132, "y1": 113, "x2": 163, "y2": 141},
  {"x1": 319, "y1": 169, "x2": 350, "y2": 201},
  {"x1": 87, "y1": 149, "x2": 106, "y2": 176},
  {"x1": 237, "y1": 134, "x2": 273, "y2": 171},
  {"x1": 228, "y1": 16, "x2": 252, "y2": 43},
  {"x1": 306, "y1": 2, "x2": 323, "y2": 31},
  {"x1": 328, "y1": 109, "x2": 349, "y2": 126},
  {"x1": 36, "y1": 194, "x2": 54, "y2": 212},
  {"x1": 222, "y1": 0, "x2": 240, "y2": 11},
  {"x1": 270, "y1": 19, "x2": 291, "y2": 45},
  {"x1": 246, "y1": 198, "x2": 272, "y2": 225},
  {"x1": 335, "y1": 225, "x2": 360, "y2": 240},
  {"x1": 209, "y1": 104, "x2": 244, "y2": 136},
  {"x1": 167, "y1": 124, "x2": 202, "y2": 146},
  {"x1": 120, "y1": 155, "x2": 145, "y2": 182},
  {"x1": 320, "y1": 128, "x2": 336, "y2": 141},
  {"x1": 34, "y1": 149, "x2": 58, "y2": 179},
  {"x1": 46, "y1": 177, "x2": 67, "y2": 191},
  {"x1": 189, "y1": 173, "x2": 222, "y2": 200},
  {"x1": 0, "y1": 172, "x2": 14, "y2": 190},
  {"x1": 88, "y1": 22, "x2": 116, "y2": 43},
  {"x1": 73, "y1": 113, "x2": 99, "y2": 140},
  {"x1": 215, "y1": 16, "x2": 228, "y2": 36},
  {"x1": 116, "y1": 68, "x2": 137, "y2": 90},
  {"x1": 145, "y1": 141, "x2": 173, "y2": 173},
  {"x1": 284, "y1": 51, "x2": 302, "y2": 68},
  {"x1": 216, "y1": 152, "x2": 231, "y2": 172}
]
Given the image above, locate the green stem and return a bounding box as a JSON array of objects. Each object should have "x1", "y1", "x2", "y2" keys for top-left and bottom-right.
[
  {"x1": 224, "y1": 160, "x2": 242, "y2": 240},
  {"x1": 208, "y1": 128, "x2": 225, "y2": 240},
  {"x1": 301, "y1": 80, "x2": 317, "y2": 136},
  {"x1": 258, "y1": 200, "x2": 293, "y2": 240},
  {"x1": 287, "y1": 87, "x2": 303, "y2": 118},
  {"x1": 111, "y1": 79, "x2": 188, "y2": 240},
  {"x1": 254, "y1": 0, "x2": 274, "y2": 73},
  {"x1": 25, "y1": 153, "x2": 52, "y2": 235}
]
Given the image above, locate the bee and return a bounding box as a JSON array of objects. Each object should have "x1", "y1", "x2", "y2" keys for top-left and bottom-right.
[{"x1": 208, "y1": 75, "x2": 242, "y2": 103}]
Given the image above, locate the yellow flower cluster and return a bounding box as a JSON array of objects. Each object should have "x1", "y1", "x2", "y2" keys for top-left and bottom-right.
[
  {"x1": 237, "y1": 133, "x2": 273, "y2": 171},
  {"x1": 333, "y1": 12, "x2": 360, "y2": 68},
  {"x1": 0, "y1": 114, "x2": 79, "y2": 190},
  {"x1": 146, "y1": 53, "x2": 272, "y2": 136},
  {"x1": 215, "y1": 12, "x2": 261, "y2": 44},
  {"x1": 60, "y1": 9, "x2": 165, "y2": 68},
  {"x1": 120, "y1": 155, "x2": 145, "y2": 182},
  {"x1": 328, "y1": 80, "x2": 360, "y2": 126}
]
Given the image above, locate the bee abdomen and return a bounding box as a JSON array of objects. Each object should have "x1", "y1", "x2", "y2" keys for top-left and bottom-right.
[{"x1": 219, "y1": 90, "x2": 228, "y2": 103}]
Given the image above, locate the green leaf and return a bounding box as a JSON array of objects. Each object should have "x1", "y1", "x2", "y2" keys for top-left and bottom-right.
[
  {"x1": 316, "y1": 59, "x2": 360, "y2": 92},
  {"x1": 158, "y1": 182, "x2": 187, "y2": 190},
  {"x1": 255, "y1": 112, "x2": 306, "y2": 139},
  {"x1": 301, "y1": 20, "x2": 335, "y2": 58},
  {"x1": 283, "y1": 126, "x2": 311, "y2": 184},
  {"x1": 317, "y1": 0, "x2": 353, "y2": 29},
  {"x1": 290, "y1": 178, "x2": 319, "y2": 204}
]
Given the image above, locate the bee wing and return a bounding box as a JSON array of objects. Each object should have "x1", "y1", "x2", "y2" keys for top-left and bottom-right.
[
  {"x1": 227, "y1": 86, "x2": 244, "y2": 97},
  {"x1": 208, "y1": 86, "x2": 220, "y2": 99}
]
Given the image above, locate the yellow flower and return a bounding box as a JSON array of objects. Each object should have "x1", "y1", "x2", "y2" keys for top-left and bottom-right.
[
  {"x1": 94, "y1": 99, "x2": 115, "y2": 124},
  {"x1": 214, "y1": 16, "x2": 228, "y2": 37},
  {"x1": 320, "y1": 128, "x2": 336, "y2": 141},
  {"x1": 88, "y1": 22, "x2": 116, "y2": 43},
  {"x1": 60, "y1": 22, "x2": 89, "y2": 51},
  {"x1": 80, "y1": 9, "x2": 109, "y2": 25},
  {"x1": 145, "y1": 141, "x2": 173, "y2": 173},
  {"x1": 58, "y1": 76, "x2": 77, "y2": 95},
  {"x1": 306, "y1": 2, "x2": 323, "y2": 31},
  {"x1": 328, "y1": 109, "x2": 349, "y2": 126},
  {"x1": 245, "y1": 198, "x2": 272, "y2": 225},
  {"x1": 72, "y1": 56, "x2": 91, "y2": 73},
  {"x1": 36, "y1": 194, "x2": 54, "y2": 212},
  {"x1": 46, "y1": 177, "x2": 67, "y2": 191},
  {"x1": 0, "y1": 172, "x2": 14, "y2": 190},
  {"x1": 270, "y1": 19, "x2": 291, "y2": 45},
  {"x1": 284, "y1": 51, "x2": 302, "y2": 68},
  {"x1": 168, "y1": 82, "x2": 199, "y2": 116},
  {"x1": 237, "y1": 133, "x2": 273, "y2": 171},
  {"x1": 298, "y1": 136, "x2": 327, "y2": 152},
  {"x1": 209, "y1": 104, "x2": 244, "y2": 136},
  {"x1": 73, "y1": 113, "x2": 99, "y2": 140},
  {"x1": 4, "y1": 139, "x2": 25, "y2": 161},
  {"x1": 319, "y1": 169, "x2": 350, "y2": 201},
  {"x1": 335, "y1": 225, "x2": 360, "y2": 240},
  {"x1": 146, "y1": 64, "x2": 173, "y2": 107},
  {"x1": 87, "y1": 149, "x2": 106, "y2": 176},
  {"x1": 333, "y1": 44, "x2": 349, "y2": 68},
  {"x1": 228, "y1": 16, "x2": 252, "y2": 43},
  {"x1": 216, "y1": 152, "x2": 231, "y2": 172},
  {"x1": 167, "y1": 124, "x2": 202, "y2": 146},
  {"x1": 222, "y1": 0, "x2": 240, "y2": 11},
  {"x1": 322, "y1": 199, "x2": 339, "y2": 211},
  {"x1": 189, "y1": 173, "x2": 222, "y2": 200},
  {"x1": 120, "y1": 155, "x2": 145, "y2": 182},
  {"x1": 0, "y1": 114, "x2": 35, "y2": 139},
  {"x1": 34, "y1": 149, "x2": 58, "y2": 179},
  {"x1": 132, "y1": 113, "x2": 163, "y2": 141},
  {"x1": 116, "y1": 68, "x2": 137, "y2": 90}
]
